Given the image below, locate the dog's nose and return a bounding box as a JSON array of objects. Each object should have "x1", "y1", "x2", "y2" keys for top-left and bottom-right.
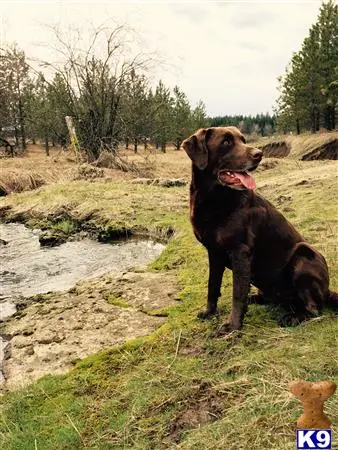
[{"x1": 251, "y1": 148, "x2": 263, "y2": 161}]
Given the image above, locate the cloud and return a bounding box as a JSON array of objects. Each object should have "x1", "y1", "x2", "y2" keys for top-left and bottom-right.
[
  {"x1": 230, "y1": 8, "x2": 276, "y2": 29},
  {"x1": 170, "y1": 4, "x2": 209, "y2": 23},
  {"x1": 0, "y1": 0, "x2": 323, "y2": 116}
]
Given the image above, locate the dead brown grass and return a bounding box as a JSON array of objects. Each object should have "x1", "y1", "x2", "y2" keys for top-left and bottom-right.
[
  {"x1": 118, "y1": 145, "x2": 191, "y2": 179},
  {"x1": 0, "y1": 169, "x2": 46, "y2": 195},
  {"x1": 0, "y1": 145, "x2": 75, "y2": 192},
  {"x1": 0, "y1": 144, "x2": 191, "y2": 195}
]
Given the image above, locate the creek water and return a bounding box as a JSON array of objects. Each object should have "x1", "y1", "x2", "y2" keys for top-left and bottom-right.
[{"x1": 0, "y1": 223, "x2": 165, "y2": 382}]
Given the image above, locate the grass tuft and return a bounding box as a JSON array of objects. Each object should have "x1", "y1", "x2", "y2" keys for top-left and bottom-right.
[{"x1": 106, "y1": 294, "x2": 130, "y2": 308}]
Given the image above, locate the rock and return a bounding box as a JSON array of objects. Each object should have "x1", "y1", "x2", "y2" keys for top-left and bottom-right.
[
  {"x1": 0, "y1": 336, "x2": 9, "y2": 383},
  {"x1": 282, "y1": 206, "x2": 296, "y2": 213},
  {"x1": 14, "y1": 340, "x2": 30, "y2": 349},
  {"x1": 25, "y1": 346, "x2": 34, "y2": 356},
  {"x1": 22, "y1": 327, "x2": 34, "y2": 336},
  {"x1": 131, "y1": 178, "x2": 188, "y2": 187},
  {"x1": 276, "y1": 194, "x2": 292, "y2": 205},
  {"x1": 1, "y1": 270, "x2": 179, "y2": 390},
  {"x1": 131, "y1": 178, "x2": 152, "y2": 185},
  {"x1": 37, "y1": 335, "x2": 54, "y2": 345},
  {"x1": 157, "y1": 178, "x2": 187, "y2": 187},
  {"x1": 105, "y1": 271, "x2": 179, "y2": 311},
  {"x1": 295, "y1": 179, "x2": 309, "y2": 186},
  {"x1": 39, "y1": 231, "x2": 67, "y2": 247}
]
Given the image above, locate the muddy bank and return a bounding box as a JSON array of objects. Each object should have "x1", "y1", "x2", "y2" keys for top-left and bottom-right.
[
  {"x1": 0, "y1": 202, "x2": 176, "y2": 245},
  {"x1": 2, "y1": 271, "x2": 179, "y2": 389},
  {"x1": 301, "y1": 138, "x2": 338, "y2": 160},
  {"x1": 258, "y1": 141, "x2": 291, "y2": 158},
  {"x1": 257, "y1": 136, "x2": 338, "y2": 161}
]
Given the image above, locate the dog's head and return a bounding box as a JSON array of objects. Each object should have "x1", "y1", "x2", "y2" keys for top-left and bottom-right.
[{"x1": 182, "y1": 126, "x2": 263, "y2": 190}]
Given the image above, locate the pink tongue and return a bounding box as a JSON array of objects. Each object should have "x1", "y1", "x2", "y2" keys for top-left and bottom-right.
[{"x1": 234, "y1": 172, "x2": 256, "y2": 190}]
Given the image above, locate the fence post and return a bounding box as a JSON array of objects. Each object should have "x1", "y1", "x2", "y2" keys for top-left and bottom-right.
[{"x1": 65, "y1": 116, "x2": 81, "y2": 163}]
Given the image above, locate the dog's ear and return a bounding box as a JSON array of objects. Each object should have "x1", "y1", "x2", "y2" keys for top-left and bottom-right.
[{"x1": 182, "y1": 128, "x2": 212, "y2": 170}]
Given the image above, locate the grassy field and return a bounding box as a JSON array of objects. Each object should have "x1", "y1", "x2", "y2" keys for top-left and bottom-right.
[{"x1": 0, "y1": 136, "x2": 337, "y2": 449}]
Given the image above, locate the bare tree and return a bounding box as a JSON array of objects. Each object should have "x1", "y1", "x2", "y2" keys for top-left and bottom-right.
[{"x1": 36, "y1": 23, "x2": 157, "y2": 160}]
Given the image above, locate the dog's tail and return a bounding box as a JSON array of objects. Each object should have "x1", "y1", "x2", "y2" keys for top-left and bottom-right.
[{"x1": 327, "y1": 290, "x2": 338, "y2": 310}]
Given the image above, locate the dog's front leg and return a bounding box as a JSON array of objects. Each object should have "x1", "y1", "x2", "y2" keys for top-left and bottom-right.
[
  {"x1": 198, "y1": 249, "x2": 225, "y2": 319},
  {"x1": 225, "y1": 246, "x2": 251, "y2": 331}
]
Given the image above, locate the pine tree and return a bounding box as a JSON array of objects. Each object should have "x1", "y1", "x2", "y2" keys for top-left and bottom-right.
[
  {"x1": 0, "y1": 45, "x2": 31, "y2": 149},
  {"x1": 275, "y1": 0, "x2": 338, "y2": 133},
  {"x1": 152, "y1": 81, "x2": 174, "y2": 153},
  {"x1": 191, "y1": 100, "x2": 209, "y2": 130},
  {"x1": 317, "y1": 0, "x2": 338, "y2": 129},
  {"x1": 121, "y1": 70, "x2": 149, "y2": 153},
  {"x1": 172, "y1": 86, "x2": 192, "y2": 150}
]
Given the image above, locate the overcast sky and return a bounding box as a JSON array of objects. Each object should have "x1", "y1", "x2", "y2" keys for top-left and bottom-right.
[{"x1": 0, "y1": 0, "x2": 323, "y2": 116}]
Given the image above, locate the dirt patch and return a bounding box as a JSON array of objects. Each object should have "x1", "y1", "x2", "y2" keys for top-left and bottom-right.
[
  {"x1": 301, "y1": 139, "x2": 338, "y2": 160},
  {"x1": 258, "y1": 141, "x2": 290, "y2": 158},
  {"x1": 169, "y1": 399, "x2": 222, "y2": 443},
  {"x1": 256, "y1": 158, "x2": 279, "y2": 171},
  {"x1": 2, "y1": 270, "x2": 179, "y2": 390},
  {"x1": 166, "y1": 382, "x2": 224, "y2": 445},
  {"x1": 276, "y1": 194, "x2": 292, "y2": 206}
]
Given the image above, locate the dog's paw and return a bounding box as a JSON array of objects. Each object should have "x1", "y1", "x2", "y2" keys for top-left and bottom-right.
[
  {"x1": 216, "y1": 320, "x2": 241, "y2": 335},
  {"x1": 197, "y1": 308, "x2": 219, "y2": 320},
  {"x1": 279, "y1": 313, "x2": 303, "y2": 327},
  {"x1": 248, "y1": 293, "x2": 267, "y2": 305}
]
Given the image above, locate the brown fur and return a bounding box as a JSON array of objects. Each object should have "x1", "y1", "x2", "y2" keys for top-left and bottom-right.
[{"x1": 183, "y1": 126, "x2": 337, "y2": 331}]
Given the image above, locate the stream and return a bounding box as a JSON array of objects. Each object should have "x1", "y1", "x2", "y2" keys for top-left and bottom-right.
[{"x1": 0, "y1": 223, "x2": 165, "y2": 385}]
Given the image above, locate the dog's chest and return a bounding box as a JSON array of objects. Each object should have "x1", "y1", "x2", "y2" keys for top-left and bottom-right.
[{"x1": 190, "y1": 199, "x2": 249, "y2": 249}]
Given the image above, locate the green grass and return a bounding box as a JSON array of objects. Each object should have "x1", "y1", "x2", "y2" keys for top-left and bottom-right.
[
  {"x1": 50, "y1": 219, "x2": 77, "y2": 235},
  {"x1": 0, "y1": 162, "x2": 337, "y2": 450},
  {"x1": 106, "y1": 294, "x2": 130, "y2": 309}
]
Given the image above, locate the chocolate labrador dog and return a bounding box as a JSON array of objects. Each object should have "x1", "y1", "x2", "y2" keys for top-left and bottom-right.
[{"x1": 182, "y1": 126, "x2": 337, "y2": 331}]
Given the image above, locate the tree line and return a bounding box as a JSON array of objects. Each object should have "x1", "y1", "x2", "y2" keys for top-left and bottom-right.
[
  {"x1": 0, "y1": 23, "x2": 280, "y2": 161},
  {"x1": 275, "y1": 0, "x2": 338, "y2": 134},
  {"x1": 211, "y1": 114, "x2": 275, "y2": 136},
  {"x1": 8, "y1": 4, "x2": 333, "y2": 161},
  {"x1": 0, "y1": 26, "x2": 211, "y2": 159}
]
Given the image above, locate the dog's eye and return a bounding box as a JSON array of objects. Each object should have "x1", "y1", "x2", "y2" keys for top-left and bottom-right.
[
  {"x1": 223, "y1": 134, "x2": 233, "y2": 145},
  {"x1": 240, "y1": 136, "x2": 246, "y2": 144}
]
